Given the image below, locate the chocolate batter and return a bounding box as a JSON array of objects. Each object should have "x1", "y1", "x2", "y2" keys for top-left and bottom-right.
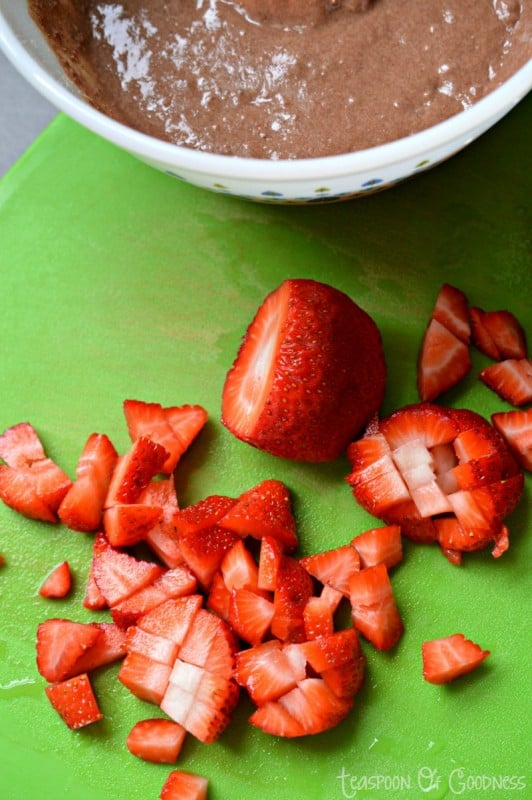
[{"x1": 28, "y1": 0, "x2": 531, "y2": 159}]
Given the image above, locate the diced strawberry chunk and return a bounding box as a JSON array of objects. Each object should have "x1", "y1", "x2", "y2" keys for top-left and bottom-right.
[
  {"x1": 422, "y1": 633, "x2": 490, "y2": 684},
  {"x1": 218, "y1": 479, "x2": 298, "y2": 552},
  {"x1": 234, "y1": 640, "x2": 303, "y2": 706},
  {"x1": 58, "y1": 433, "x2": 118, "y2": 531},
  {"x1": 249, "y1": 698, "x2": 306, "y2": 738},
  {"x1": 141, "y1": 476, "x2": 183, "y2": 567},
  {"x1": 126, "y1": 626, "x2": 180, "y2": 666},
  {"x1": 417, "y1": 318, "x2": 471, "y2": 402},
  {"x1": 301, "y1": 628, "x2": 362, "y2": 674},
  {"x1": 174, "y1": 495, "x2": 237, "y2": 537},
  {"x1": 257, "y1": 535, "x2": 283, "y2": 592},
  {"x1": 206, "y1": 570, "x2": 231, "y2": 620},
  {"x1": 0, "y1": 421, "x2": 47, "y2": 467},
  {"x1": 470, "y1": 307, "x2": 527, "y2": 360},
  {"x1": 137, "y1": 595, "x2": 203, "y2": 647},
  {"x1": 349, "y1": 564, "x2": 403, "y2": 651},
  {"x1": 91, "y1": 533, "x2": 165, "y2": 607},
  {"x1": 178, "y1": 525, "x2": 240, "y2": 591},
  {"x1": 431, "y1": 283, "x2": 471, "y2": 344},
  {"x1": 300, "y1": 544, "x2": 360, "y2": 596},
  {"x1": 159, "y1": 770, "x2": 208, "y2": 800},
  {"x1": 480, "y1": 358, "x2": 532, "y2": 406},
  {"x1": 105, "y1": 437, "x2": 169, "y2": 507},
  {"x1": 67, "y1": 622, "x2": 127, "y2": 676},
  {"x1": 36, "y1": 618, "x2": 102, "y2": 683},
  {"x1": 45, "y1": 673, "x2": 103, "y2": 729},
  {"x1": 491, "y1": 409, "x2": 532, "y2": 471},
  {"x1": 118, "y1": 652, "x2": 172, "y2": 704},
  {"x1": 103, "y1": 504, "x2": 163, "y2": 547},
  {"x1": 111, "y1": 565, "x2": 197, "y2": 629},
  {"x1": 277, "y1": 678, "x2": 353, "y2": 736},
  {"x1": 303, "y1": 595, "x2": 334, "y2": 639},
  {"x1": 220, "y1": 538, "x2": 260, "y2": 592},
  {"x1": 228, "y1": 588, "x2": 275, "y2": 645},
  {"x1": 126, "y1": 718, "x2": 186, "y2": 764},
  {"x1": 39, "y1": 561, "x2": 72, "y2": 599},
  {"x1": 351, "y1": 525, "x2": 402, "y2": 569},
  {"x1": 271, "y1": 555, "x2": 314, "y2": 643}
]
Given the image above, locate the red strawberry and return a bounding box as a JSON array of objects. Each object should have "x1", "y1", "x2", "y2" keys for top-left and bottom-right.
[
  {"x1": 45, "y1": 673, "x2": 103, "y2": 729},
  {"x1": 300, "y1": 544, "x2": 360, "y2": 597},
  {"x1": 351, "y1": 525, "x2": 402, "y2": 570},
  {"x1": 178, "y1": 525, "x2": 240, "y2": 591},
  {"x1": 422, "y1": 633, "x2": 490, "y2": 684},
  {"x1": 301, "y1": 628, "x2": 363, "y2": 674},
  {"x1": 220, "y1": 538, "x2": 261, "y2": 592},
  {"x1": 136, "y1": 595, "x2": 203, "y2": 649},
  {"x1": 91, "y1": 532, "x2": 165, "y2": 607},
  {"x1": 248, "y1": 698, "x2": 305, "y2": 737},
  {"x1": 430, "y1": 283, "x2": 471, "y2": 344},
  {"x1": 417, "y1": 318, "x2": 471, "y2": 402},
  {"x1": 177, "y1": 608, "x2": 237, "y2": 676},
  {"x1": 103, "y1": 503, "x2": 163, "y2": 547},
  {"x1": 111, "y1": 566, "x2": 197, "y2": 629},
  {"x1": 66, "y1": 622, "x2": 127, "y2": 676},
  {"x1": 221, "y1": 278, "x2": 386, "y2": 462},
  {"x1": 206, "y1": 570, "x2": 231, "y2": 620},
  {"x1": 123, "y1": 399, "x2": 207, "y2": 474},
  {"x1": 491, "y1": 409, "x2": 532, "y2": 471},
  {"x1": 257, "y1": 535, "x2": 284, "y2": 591},
  {"x1": 470, "y1": 307, "x2": 527, "y2": 360},
  {"x1": 303, "y1": 595, "x2": 334, "y2": 639},
  {"x1": 105, "y1": 437, "x2": 169, "y2": 507},
  {"x1": 271, "y1": 555, "x2": 314, "y2": 643},
  {"x1": 118, "y1": 652, "x2": 173, "y2": 705},
  {"x1": 0, "y1": 460, "x2": 71, "y2": 523},
  {"x1": 39, "y1": 561, "x2": 72, "y2": 599},
  {"x1": 174, "y1": 495, "x2": 237, "y2": 536},
  {"x1": 58, "y1": 433, "x2": 118, "y2": 531},
  {"x1": 0, "y1": 421, "x2": 46, "y2": 467},
  {"x1": 234, "y1": 639, "x2": 305, "y2": 706},
  {"x1": 36, "y1": 618, "x2": 102, "y2": 683},
  {"x1": 159, "y1": 770, "x2": 208, "y2": 800},
  {"x1": 218, "y1": 479, "x2": 298, "y2": 551},
  {"x1": 228, "y1": 588, "x2": 275, "y2": 645},
  {"x1": 140, "y1": 477, "x2": 183, "y2": 568},
  {"x1": 349, "y1": 564, "x2": 403, "y2": 651},
  {"x1": 126, "y1": 718, "x2": 186, "y2": 764},
  {"x1": 83, "y1": 535, "x2": 109, "y2": 610},
  {"x1": 479, "y1": 358, "x2": 532, "y2": 406}
]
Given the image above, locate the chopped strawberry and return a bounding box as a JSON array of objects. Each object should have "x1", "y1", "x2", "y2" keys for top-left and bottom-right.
[
  {"x1": 431, "y1": 283, "x2": 471, "y2": 344},
  {"x1": 300, "y1": 544, "x2": 360, "y2": 596},
  {"x1": 422, "y1": 633, "x2": 490, "y2": 684},
  {"x1": 479, "y1": 358, "x2": 532, "y2": 406},
  {"x1": 0, "y1": 459, "x2": 71, "y2": 523},
  {"x1": 349, "y1": 564, "x2": 403, "y2": 651},
  {"x1": 470, "y1": 307, "x2": 528, "y2": 360},
  {"x1": 136, "y1": 595, "x2": 203, "y2": 649},
  {"x1": 257, "y1": 535, "x2": 284, "y2": 591},
  {"x1": 178, "y1": 524, "x2": 240, "y2": 591},
  {"x1": 123, "y1": 399, "x2": 207, "y2": 474},
  {"x1": 173, "y1": 495, "x2": 237, "y2": 537},
  {"x1": 36, "y1": 618, "x2": 102, "y2": 683},
  {"x1": 141, "y1": 476, "x2": 184, "y2": 567},
  {"x1": 118, "y1": 652, "x2": 172, "y2": 705},
  {"x1": 319, "y1": 584, "x2": 344, "y2": 614},
  {"x1": 301, "y1": 628, "x2": 363, "y2": 675},
  {"x1": 218, "y1": 479, "x2": 298, "y2": 551},
  {"x1": 351, "y1": 525, "x2": 402, "y2": 569},
  {"x1": 491, "y1": 409, "x2": 532, "y2": 471},
  {"x1": 0, "y1": 421, "x2": 47, "y2": 467},
  {"x1": 206, "y1": 570, "x2": 231, "y2": 620},
  {"x1": 220, "y1": 538, "x2": 261, "y2": 593},
  {"x1": 111, "y1": 565, "x2": 197, "y2": 629},
  {"x1": 178, "y1": 608, "x2": 236, "y2": 675},
  {"x1": 105, "y1": 436, "x2": 169, "y2": 507},
  {"x1": 234, "y1": 640, "x2": 305, "y2": 706},
  {"x1": 228, "y1": 587, "x2": 275, "y2": 645},
  {"x1": 83, "y1": 535, "x2": 109, "y2": 611},
  {"x1": 270, "y1": 555, "x2": 314, "y2": 643},
  {"x1": 58, "y1": 433, "x2": 118, "y2": 531},
  {"x1": 91, "y1": 532, "x2": 165, "y2": 607},
  {"x1": 39, "y1": 561, "x2": 72, "y2": 599},
  {"x1": 67, "y1": 622, "x2": 127, "y2": 676},
  {"x1": 159, "y1": 770, "x2": 208, "y2": 800},
  {"x1": 103, "y1": 503, "x2": 163, "y2": 547},
  {"x1": 303, "y1": 595, "x2": 334, "y2": 639},
  {"x1": 221, "y1": 278, "x2": 386, "y2": 462},
  {"x1": 45, "y1": 673, "x2": 103, "y2": 729},
  {"x1": 417, "y1": 318, "x2": 472, "y2": 402},
  {"x1": 248, "y1": 698, "x2": 306, "y2": 737},
  {"x1": 126, "y1": 718, "x2": 186, "y2": 763}
]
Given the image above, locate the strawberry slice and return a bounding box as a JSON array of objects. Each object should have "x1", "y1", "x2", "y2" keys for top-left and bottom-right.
[
  {"x1": 491, "y1": 409, "x2": 532, "y2": 471},
  {"x1": 422, "y1": 633, "x2": 490, "y2": 684},
  {"x1": 351, "y1": 525, "x2": 402, "y2": 569},
  {"x1": 159, "y1": 770, "x2": 208, "y2": 800},
  {"x1": 36, "y1": 618, "x2": 102, "y2": 683},
  {"x1": 300, "y1": 544, "x2": 360, "y2": 596},
  {"x1": 221, "y1": 278, "x2": 386, "y2": 462},
  {"x1": 178, "y1": 525, "x2": 240, "y2": 591},
  {"x1": 0, "y1": 421, "x2": 46, "y2": 467},
  {"x1": 470, "y1": 307, "x2": 528, "y2": 360},
  {"x1": 270, "y1": 555, "x2": 314, "y2": 643},
  {"x1": 103, "y1": 503, "x2": 163, "y2": 547},
  {"x1": 417, "y1": 318, "x2": 472, "y2": 402},
  {"x1": 218, "y1": 479, "x2": 298, "y2": 551},
  {"x1": 118, "y1": 652, "x2": 173, "y2": 705},
  {"x1": 479, "y1": 358, "x2": 532, "y2": 406},
  {"x1": 126, "y1": 718, "x2": 186, "y2": 764},
  {"x1": 91, "y1": 532, "x2": 165, "y2": 606},
  {"x1": 45, "y1": 673, "x2": 103, "y2": 729},
  {"x1": 431, "y1": 283, "x2": 471, "y2": 344},
  {"x1": 228, "y1": 587, "x2": 275, "y2": 645},
  {"x1": 349, "y1": 564, "x2": 403, "y2": 651},
  {"x1": 110, "y1": 565, "x2": 197, "y2": 629},
  {"x1": 39, "y1": 561, "x2": 72, "y2": 599},
  {"x1": 123, "y1": 399, "x2": 207, "y2": 474},
  {"x1": 83, "y1": 534, "x2": 110, "y2": 610},
  {"x1": 303, "y1": 595, "x2": 334, "y2": 639},
  {"x1": 220, "y1": 538, "x2": 261, "y2": 592},
  {"x1": 105, "y1": 437, "x2": 169, "y2": 507},
  {"x1": 140, "y1": 476, "x2": 183, "y2": 568},
  {"x1": 257, "y1": 535, "x2": 284, "y2": 591},
  {"x1": 0, "y1": 461, "x2": 71, "y2": 523},
  {"x1": 58, "y1": 433, "x2": 118, "y2": 531},
  {"x1": 66, "y1": 622, "x2": 127, "y2": 676}
]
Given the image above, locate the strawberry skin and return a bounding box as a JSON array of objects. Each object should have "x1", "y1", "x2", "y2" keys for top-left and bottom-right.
[
  {"x1": 422, "y1": 633, "x2": 490, "y2": 684},
  {"x1": 221, "y1": 278, "x2": 386, "y2": 462},
  {"x1": 45, "y1": 673, "x2": 103, "y2": 729},
  {"x1": 126, "y1": 718, "x2": 186, "y2": 763}
]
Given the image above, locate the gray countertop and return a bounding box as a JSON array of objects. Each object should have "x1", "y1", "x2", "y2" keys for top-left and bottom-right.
[{"x1": 0, "y1": 48, "x2": 56, "y2": 176}]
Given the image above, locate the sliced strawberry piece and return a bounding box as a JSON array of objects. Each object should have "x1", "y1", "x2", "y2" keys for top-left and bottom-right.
[
  {"x1": 39, "y1": 561, "x2": 72, "y2": 599},
  {"x1": 228, "y1": 587, "x2": 275, "y2": 645},
  {"x1": 91, "y1": 532, "x2": 165, "y2": 606},
  {"x1": 480, "y1": 358, "x2": 532, "y2": 406},
  {"x1": 58, "y1": 433, "x2": 118, "y2": 531},
  {"x1": 160, "y1": 770, "x2": 208, "y2": 800},
  {"x1": 111, "y1": 565, "x2": 197, "y2": 629},
  {"x1": 417, "y1": 318, "x2": 471, "y2": 402},
  {"x1": 36, "y1": 618, "x2": 102, "y2": 683},
  {"x1": 218, "y1": 479, "x2": 298, "y2": 551},
  {"x1": 249, "y1": 699, "x2": 306, "y2": 738},
  {"x1": 470, "y1": 307, "x2": 527, "y2": 360},
  {"x1": 257, "y1": 535, "x2": 284, "y2": 591},
  {"x1": 349, "y1": 563, "x2": 403, "y2": 651},
  {"x1": 431, "y1": 283, "x2": 471, "y2": 344},
  {"x1": 123, "y1": 399, "x2": 207, "y2": 474},
  {"x1": 277, "y1": 677, "x2": 353, "y2": 736},
  {"x1": 105, "y1": 437, "x2": 169, "y2": 507},
  {"x1": 126, "y1": 626, "x2": 181, "y2": 666},
  {"x1": 103, "y1": 503, "x2": 163, "y2": 547},
  {"x1": 118, "y1": 652, "x2": 173, "y2": 704},
  {"x1": 67, "y1": 622, "x2": 127, "y2": 676},
  {"x1": 126, "y1": 718, "x2": 187, "y2": 764},
  {"x1": 321, "y1": 655, "x2": 366, "y2": 699},
  {"x1": 206, "y1": 570, "x2": 231, "y2": 620},
  {"x1": 0, "y1": 421, "x2": 47, "y2": 467},
  {"x1": 0, "y1": 462, "x2": 69, "y2": 522},
  {"x1": 178, "y1": 525, "x2": 240, "y2": 591},
  {"x1": 303, "y1": 595, "x2": 334, "y2": 639},
  {"x1": 319, "y1": 584, "x2": 344, "y2": 614},
  {"x1": 346, "y1": 432, "x2": 391, "y2": 475},
  {"x1": 491, "y1": 409, "x2": 532, "y2": 471},
  {"x1": 221, "y1": 278, "x2": 386, "y2": 462},
  {"x1": 271, "y1": 555, "x2": 314, "y2": 643},
  {"x1": 174, "y1": 495, "x2": 237, "y2": 536},
  {"x1": 83, "y1": 535, "x2": 109, "y2": 611},
  {"x1": 137, "y1": 595, "x2": 203, "y2": 647},
  {"x1": 422, "y1": 633, "x2": 490, "y2": 684},
  {"x1": 351, "y1": 525, "x2": 402, "y2": 569},
  {"x1": 234, "y1": 639, "x2": 305, "y2": 706},
  {"x1": 140, "y1": 476, "x2": 183, "y2": 567},
  {"x1": 301, "y1": 544, "x2": 360, "y2": 596},
  {"x1": 45, "y1": 673, "x2": 103, "y2": 729},
  {"x1": 220, "y1": 538, "x2": 261, "y2": 592},
  {"x1": 379, "y1": 403, "x2": 459, "y2": 450},
  {"x1": 178, "y1": 608, "x2": 237, "y2": 676},
  {"x1": 301, "y1": 628, "x2": 362, "y2": 674}
]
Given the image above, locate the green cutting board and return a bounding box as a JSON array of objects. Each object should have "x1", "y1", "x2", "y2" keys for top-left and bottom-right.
[{"x1": 0, "y1": 99, "x2": 530, "y2": 800}]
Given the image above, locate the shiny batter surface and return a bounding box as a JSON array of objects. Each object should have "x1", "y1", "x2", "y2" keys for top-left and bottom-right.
[{"x1": 29, "y1": 0, "x2": 531, "y2": 158}]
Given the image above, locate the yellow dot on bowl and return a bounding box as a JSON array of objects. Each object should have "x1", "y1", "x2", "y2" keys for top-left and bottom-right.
[{"x1": 415, "y1": 160, "x2": 430, "y2": 168}]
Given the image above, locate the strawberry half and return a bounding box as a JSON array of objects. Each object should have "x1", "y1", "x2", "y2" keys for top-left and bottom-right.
[
  {"x1": 45, "y1": 673, "x2": 103, "y2": 729},
  {"x1": 58, "y1": 433, "x2": 118, "y2": 531},
  {"x1": 491, "y1": 409, "x2": 532, "y2": 471},
  {"x1": 470, "y1": 307, "x2": 528, "y2": 360},
  {"x1": 39, "y1": 561, "x2": 72, "y2": 599},
  {"x1": 479, "y1": 358, "x2": 532, "y2": 406},
  {"x1": 159, "y1": 771, "x2": 208, "y2": 800},
  {"x1": 422, "y1": 633, "x2": 490, "y2": 684},
  {"x1": 221, "y1": 278, "x2": 386, "y2": 462},
  {"x1": 126, "y1": 718, "x2": 186, "y2": 763}
]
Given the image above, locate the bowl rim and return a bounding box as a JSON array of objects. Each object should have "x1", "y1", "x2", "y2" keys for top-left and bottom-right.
[{"x1": 1, "y1": 8, "x2": 531, "y2": 182}]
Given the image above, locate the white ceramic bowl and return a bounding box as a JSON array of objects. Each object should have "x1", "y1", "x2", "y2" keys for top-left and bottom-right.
[{"x1": 1, "y1": 4, "x2": 531, "y2": 203}]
